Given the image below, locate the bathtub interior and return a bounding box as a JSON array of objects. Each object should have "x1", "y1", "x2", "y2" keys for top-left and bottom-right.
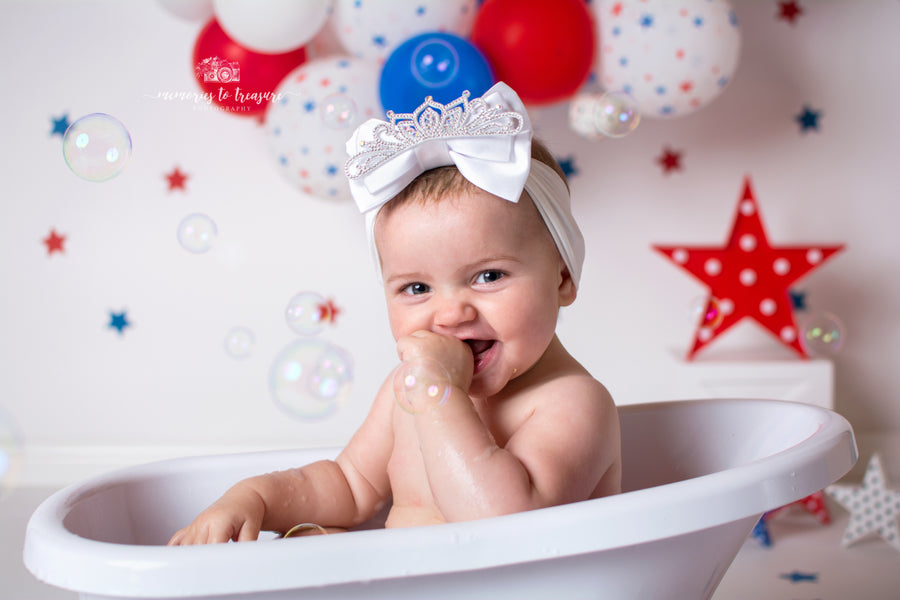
[{"x1": 58, "y1": 398, "x2": 833, "y2": 548}]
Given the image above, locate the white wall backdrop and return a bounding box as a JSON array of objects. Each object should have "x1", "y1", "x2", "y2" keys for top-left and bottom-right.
[{"x1": 2, "y1": 1, "x2": 898, "y2": 483}]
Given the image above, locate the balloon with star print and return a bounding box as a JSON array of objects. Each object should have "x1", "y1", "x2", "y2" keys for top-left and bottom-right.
[
  {"x1": 330, "y1": 0, "x2": 477, "y2": 62},
  {"x1": 264, "y1": 57, "x2": 382, "y2": 202},
  {"x1": 594, "y1": 0, "x2": 742, "y2": 118}
]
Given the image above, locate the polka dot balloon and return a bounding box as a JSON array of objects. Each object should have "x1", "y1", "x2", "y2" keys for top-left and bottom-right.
[
  {"x1": 265, "y1": 57, "x2": 382, "y2": 201},
  {"x1": 594, "y1": 0, "x2": 742, "y2": 118},
  {"x1": 331, "y1": 0, "x2": 477, "y2": 62}
]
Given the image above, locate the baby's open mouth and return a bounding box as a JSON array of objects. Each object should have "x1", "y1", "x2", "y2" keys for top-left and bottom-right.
[{"x1": 465, "y1": 339, "x2": 495, "y2": 362}]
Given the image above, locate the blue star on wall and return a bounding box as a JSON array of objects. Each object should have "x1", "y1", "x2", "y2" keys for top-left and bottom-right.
[
  {"x1": 556, "y1": 156, "x2": 578, "y2": 179},
  {"x1": 108, "y1": 310, "x2": 131, "y2": 335},
  {"x1": 779, "y1": 571, "x2": 819, "y2": 583},
  {"x1": 50, "y1": 114, "x2": 70, "y2": 137},
  {"x1": 795, "y1": 105, "x2": 821, "y2": 133},
  {"x1": 790, "y1": 289, "x2": 808, "y2": 310}
]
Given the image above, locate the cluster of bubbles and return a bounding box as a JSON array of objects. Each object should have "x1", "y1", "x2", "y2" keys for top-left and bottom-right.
[
  {"x1": 568, "y1": 91, "x2": 641, "y2": 139},
  {"x1": 801, "y1": 312, "x2": 845, "y2": 357},
  {"x1": 392, "y1": 357, "x2": 452, "y2": 415},
  {"x1": 62, "y1": 113, "x2": 132, "y2": 182},
  {"x1": 269, "y1": 290, "x2": 352, "y2": 419},
  {"x1": 270, "y1": 337, "x2": 353, "y2": 419}
]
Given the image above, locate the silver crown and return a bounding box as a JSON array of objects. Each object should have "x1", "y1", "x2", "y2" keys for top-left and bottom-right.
[{"x1": 345, "y1": 91, "x2": 525, "y2": 180}]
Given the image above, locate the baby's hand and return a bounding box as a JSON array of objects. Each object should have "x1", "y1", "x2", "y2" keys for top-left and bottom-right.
[
  {"x1": 167, "y1": 485, "x2": 265, "y2": 545},
  {"x1": 396, "y1": 331, "x2": 474, "y2": 392}
]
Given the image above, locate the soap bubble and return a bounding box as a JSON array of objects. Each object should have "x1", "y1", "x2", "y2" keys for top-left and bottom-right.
[
  {"x1": 392, "y1": 357, "x2": 451, "y2": 415},
  {"x1": 689, "y1": 296, "x2": 724, "y2": 329},
  {"x1": 594, "y1": 91, "x2": 640, "y2": 138},
  {"x1": 0, "y1": 407, "x2": 23, "y2": 500},
  {"x1": 224, "y1": 326, "x2": 255, "y2": 359},
  {"x1": 320, "y1": 94, "x2": 357, "y2": 129},
  {"x1": 177, "y1": 213, "x2": 217, "y2": 253},
  {"x1": 568, "y1": 91, "x2": 640, "y2": 139},
  {"x1": 270, "y1": 339, "x2": 353, "y2": 419},
  {"x1": 62, "y1": 113, "x2": 132, "y2": 181},
  {"x1": 801, "y1": 312, "x2": 845, "y2": 356},
  {"x1": 412, "y1": 38, "x2": 460, "y2": 87},
  {"x1": 285, "y1": 291, "x2": 327, "y2": 336}
]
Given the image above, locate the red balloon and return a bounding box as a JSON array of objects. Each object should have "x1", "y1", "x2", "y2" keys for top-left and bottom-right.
[
  {"x1": 471, "y1": 0, "x2": 595, "y2": 106},
  {"x1": 192, "y1": 19, "x2": 307, "y2": 118}
]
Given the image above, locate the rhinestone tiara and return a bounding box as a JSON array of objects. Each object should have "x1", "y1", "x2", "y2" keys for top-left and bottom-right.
[{"x1": 345, "y1": 91, "x2": 525, "y2": 181}]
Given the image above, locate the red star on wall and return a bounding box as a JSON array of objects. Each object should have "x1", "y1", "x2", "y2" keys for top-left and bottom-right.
[
  {"x1": 165, "y1": 166, "x2": 189, "y2": 192},
  {"x1": 777, "y1": 1, "x2": 803, "y2": 25},
  {"x1": 653, "y1": 177, "x2": 844, "y2": 359},
  {"x1": 657, "y1": 146, "x2": 683, "y2": 174},
  {"x1": 42, "y1": 228, "x2": 66, "y2": 255}
]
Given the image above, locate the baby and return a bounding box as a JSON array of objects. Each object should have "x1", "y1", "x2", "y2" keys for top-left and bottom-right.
[{"x1": 169, "y1": 82, "x2": 620, "y2": 545}]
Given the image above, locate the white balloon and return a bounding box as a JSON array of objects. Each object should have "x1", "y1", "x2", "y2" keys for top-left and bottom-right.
[
  {"x1": 213, "y1": 0, "x2": 332, "y2": 54},
  {"x1": 157, "y1": 0, "x2": 214, "y2": 22},
  {"x1": 594, "y1": 0, "x2": 742, "y2": 118},
  {"x1": 265, "y1": 57, "x2": 383, "y2": 201}
]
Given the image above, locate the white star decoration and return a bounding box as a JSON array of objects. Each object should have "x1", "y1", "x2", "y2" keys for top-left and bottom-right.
[{"x1": 826, "y1": 453, "x2": 900, "y2": 551}]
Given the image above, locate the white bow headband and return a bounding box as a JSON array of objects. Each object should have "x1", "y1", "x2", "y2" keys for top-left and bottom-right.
[{"x1": 344, "y1": 82, "x2": 585, "y2": 289}]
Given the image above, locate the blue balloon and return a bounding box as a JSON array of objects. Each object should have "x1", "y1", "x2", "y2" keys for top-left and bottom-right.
[{"x1": 379, "y1": 32, "x2": 495, "y2": 114}]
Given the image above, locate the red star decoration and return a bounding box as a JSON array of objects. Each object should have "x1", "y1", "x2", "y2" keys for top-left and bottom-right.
[
  {"x1": 653, "y1": 177, "x2": 844, "y2": 359},
  {"x1": 43, "y1": 229, "x2": 66, "y2": 255},
  {"x1": 165, "y1": 166, "x2": 189, "y2": 192},
  {"x1": 316, "y1": 299, "x2": 341, "y2": 324},
  {"x1": 766, "y1": 490, "x2": 831, "y2": 525},
  {"x1": 777, "y1": 1, "x2": 803, "y2": 25},
  {"x1": 656, "y1": 146, "x2": 683, "y2": 174}
]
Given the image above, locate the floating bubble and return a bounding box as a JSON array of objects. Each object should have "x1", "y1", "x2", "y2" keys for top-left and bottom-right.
[
  {"x1": 269, "y1": 339, "x2": 353, "y2": 419},
  {"x1": 801, "y1": 312, "x2": 845, "y2": 356},
  {"x1": 411, "y1": 38, "x2": 460, "y2": 88},
  {"x1": 594, "y1": 91, "x2": 640, "y2": 138},
  {"x1": 0, "y1": 407, "x2": 23, "y2": 500},
  {"x1": 224, "y1": 326, "x2": 255, "y2": 359},
  {"x1": 320, "y1": 93, "x2": 357, "y2": 129},
  {"x1": 62, "y1": 113, "x2": 132, "y2": 181},
  {"x1": 285, "y1": 291, "x2": 327, "y2": 336},
  {"x1": 568, "y1": 94, "x2": 603, "y2": 139},
  {"x1": 177, "y1": 213, "x2": 217, "y2": 253},
  {"x1": 392, "y1": 357, "x2": 451, "y2": 415},
  {"x1": 689, "y1": 296, "x2": 724, "y2": 329}
]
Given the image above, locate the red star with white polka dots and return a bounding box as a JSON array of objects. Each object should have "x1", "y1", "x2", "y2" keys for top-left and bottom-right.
[{"x1": 654, "y1": 177, "x2": 844, "y2": 359}]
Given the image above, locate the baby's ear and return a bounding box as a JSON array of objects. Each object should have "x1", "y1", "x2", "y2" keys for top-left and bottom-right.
[{"x1": 558, "y1": 261, "x2": 577, "y2": 307}]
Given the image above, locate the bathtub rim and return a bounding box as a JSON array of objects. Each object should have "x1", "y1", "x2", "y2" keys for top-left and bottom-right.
[{"x1": 23, "y1": 398, "x2": 858, "y2": 598}]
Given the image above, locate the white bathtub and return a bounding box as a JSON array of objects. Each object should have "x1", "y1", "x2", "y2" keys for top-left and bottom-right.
[{"x1": 23, "y1": 398, "x2": 856, "y2": 600}]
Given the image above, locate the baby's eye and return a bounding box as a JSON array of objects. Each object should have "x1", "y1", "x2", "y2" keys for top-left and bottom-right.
[
  {"x1": 402, "y1": 282, "x2": 431, "y2": 296},
  {"x1": 475, "y1": 270, "x2": 504, "y2": 285}
]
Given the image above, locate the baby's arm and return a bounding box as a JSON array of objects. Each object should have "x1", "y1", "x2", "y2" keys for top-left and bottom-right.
[
  {"x1": 168, "y1": 385, "x2": 394, "y2": 545},
  {"x1": 398, "y1": 331, "x2": 619, "y2": 521}
]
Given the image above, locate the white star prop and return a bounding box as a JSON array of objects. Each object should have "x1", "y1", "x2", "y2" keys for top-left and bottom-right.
[{"x1": 826, "y1": 453, "x2": 900, "y2": 551}]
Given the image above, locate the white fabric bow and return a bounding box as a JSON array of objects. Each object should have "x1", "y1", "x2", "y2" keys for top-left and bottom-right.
[{"x1": 345, "y1": 82, "x2": 533, "y2": 212}]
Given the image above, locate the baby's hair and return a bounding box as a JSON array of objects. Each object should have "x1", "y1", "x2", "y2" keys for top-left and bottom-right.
[{"x1": 381, "y1": 138, "x2": 568, "y2": 216}]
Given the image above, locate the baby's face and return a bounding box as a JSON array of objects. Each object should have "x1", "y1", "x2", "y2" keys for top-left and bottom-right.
[{"x1": 375, "y1": 187, "x2": 576, "y2": 399}]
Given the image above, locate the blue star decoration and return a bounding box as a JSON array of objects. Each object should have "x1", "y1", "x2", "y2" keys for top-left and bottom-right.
[
  {"x1": 795, "y1": 105, "x2": 821, "y2": 133},
  {"x1": 790, "y1": 289, "x2": 808, "y2": 310},
  {"x1": 556, "y1": 155, "x2": 578, "y2": 179},
  {"x1": 780, "y1": 570, "x2": 819, "y2": 583},
  {"x1": 50, "y1": 113, "x2": 70, "y2": 137},
  {"x1": 751, "y1": 515, "x2": 772, "y2": 547},
  {"x1": 108, "y1": 310, "x2": 131, "y2": 335}
]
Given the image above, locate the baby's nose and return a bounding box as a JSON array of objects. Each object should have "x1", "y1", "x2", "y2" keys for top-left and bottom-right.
[{"x1": 433, "y1": 294, "x2": 477, "y2": 329}]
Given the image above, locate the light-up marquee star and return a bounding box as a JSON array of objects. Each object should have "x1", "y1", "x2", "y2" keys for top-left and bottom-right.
[{"x1": 654, "y1": 177, "x2": 844, "y2": 358}]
